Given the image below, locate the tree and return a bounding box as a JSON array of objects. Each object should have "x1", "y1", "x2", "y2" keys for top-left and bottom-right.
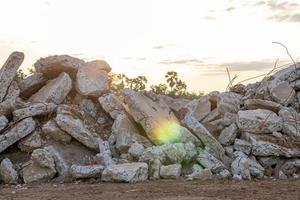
[{"x1": 150, "y1": 83, "x2": 168, "y2": 95}]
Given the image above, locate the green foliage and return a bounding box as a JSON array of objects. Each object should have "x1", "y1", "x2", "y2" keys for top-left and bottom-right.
[
  {"x1": 109, "y1": 73, "x2": 148, "y2": 93},
  {"x1": 150, "y1": 83, "x2": 168, "y2": 95},
  {"x1": 109, "y1": 70, "x2": 203, "y2": 99},
  {"x1": 151, "y1": 71, "x2": 203, "y2": 99},
  {"x1": 125, "y1": 76, "x2": 148, "y2": 91},
  {"x1": 14, "y1": 67, "x2": 36, "y2": 81}
]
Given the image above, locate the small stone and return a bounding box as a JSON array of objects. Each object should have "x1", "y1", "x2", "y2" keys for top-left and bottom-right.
[
  {"x1": 224, "y1": 146, "x2": 234, "y2": 157},
  {"x1": 278, "y1": 170, "x2": 288, "y2": 180},
  {"x1": 22, "y1": 161, "x2": 56, "y2": 183},
  {"x1": 101, "y1": 162, "x2": 148, "y2": 183},
  {"x1": 160, "y1": 164, "x2": 181, "y2": 179},
  {"x1": 272, "y1": 132, "x2": 282, "y2": 138},
  {"x1": 0, "y1": 158, "x2": 18, "y2": 184},
  {"x1": 29, "y1": 72, "x2": 72, "y2": 104},
  {"x1": 186, "y1": 164, "x2": 212, "y2": 181}
]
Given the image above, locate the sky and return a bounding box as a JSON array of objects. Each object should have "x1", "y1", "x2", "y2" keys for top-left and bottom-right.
[{"x1": 0, "y1": 0, "x2": 300, "y2": 93}]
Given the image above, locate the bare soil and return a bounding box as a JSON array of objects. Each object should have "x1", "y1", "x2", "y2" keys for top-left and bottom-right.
[{"x1": 1, "y1": 179, "x2": 300, "y2": 200}]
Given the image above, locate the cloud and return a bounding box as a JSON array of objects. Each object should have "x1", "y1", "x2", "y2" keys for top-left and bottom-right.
[
  {"x1": 220, "y1": 60, "x2": 277, "y2": 71},
  {"x1": 226, "y1": 7, "x2": 236, "y2": 12},
  {"x1": 159, "y1": 59, "x2": 204, "y2": 66},
  {"x1": 268, "y1": 13, "x2": 300, "y2": 22},
  {"x1": 203, "y1": 16, "x2": 216, "y2": 20},
  {"x1": 153, "y1": 45, "x2": 164, "y2": 49},
  {"x1": 254, "y1": 0, "x2": 300, "y2": 22}
]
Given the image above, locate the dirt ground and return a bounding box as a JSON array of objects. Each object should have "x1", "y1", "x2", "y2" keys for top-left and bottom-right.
[{"x1": 1, "y1": 179, "x2": 300, "y2": 200}]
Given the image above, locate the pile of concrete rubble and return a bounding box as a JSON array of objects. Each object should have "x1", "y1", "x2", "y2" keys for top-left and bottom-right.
[{"x1": 1, "y1": 51, "x2": 300, "y2": 184}]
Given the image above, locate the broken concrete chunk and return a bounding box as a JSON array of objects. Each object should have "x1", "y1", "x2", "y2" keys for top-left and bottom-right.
[
  {"x1": 231, "y1": 156, "x2": 251, "y2": 180},
  {"x1": 22, "y1": 161, "x2": 56, "y2": 184},
  {"x1": 218, "y1": 123, "x2": 238, "y2": 146},
  {"x1": 279, "y1": 107, "x2": 300, "y2": 140},
  {"x1": 111, "y1": 114, "x2": 152, "y2": 154},
  {"x1": 237, "y1": 109, "x2": 282, "y2": 134},
  {"x1": 18, "y1": 73, "x2": 48, "y2": 98},
  {"x1": 182, "y1": 114, "x2": 225, "y2": 160},
  {"x1": 76, "y1": 64, "x2": 109, "y2": 97},
  {"x1": 247, "y1": 133, "x2": 300, "y2": 158},
  {"x1": 223, "y1": 112, "x2": 237, "y2": 126},
  {"x1": 44, "y1": 145, "x2": 70, "y2": 177},
  {"x1": 0, "y1": 52, "x2": 24, "y2": 102},
  {"x1": 128, "y1": 143, "x2": 145, "y2": 160},
  {"x1": 0, "y1": 117, "x2": 36, "y2": 153},
  {"x1": 181, "y1": 96, "x2": 211, "y2": 122},
  {"x1": 234, "y1": 139, "x2": 252, "y2": 155},
  {"x1": 98, "y1": 93, "x2": 126, "y2": 119},
  {"x1": 0, "y1": 158, "x2": 18, "y2": 184},
  {"x1": 30, "y1": 72, "x2": 72, "y2": 104},
  {"x1": 123, "y1": 89, "x2": 199, "y2": 145},
  {"x1": 13, "y1": 102, "x2": 57, "y2": 121},
  {"x1": 269, "y1": 81, "x2": 295, "y2": 105},
  {"x1": 196, "y1": 149, "x2": 227, "y2": 174},
  {"x1": 70, "y1": 164, "x2": 104, "y2": 179},
  {"x1": 160, "y1": 164, "x2": 181, "y2": 179},
  {"x1": 42, "y1": 120, "x2": 72, "y2": 144},
  {"x1": 159, "y1": 143, "x2": 186, "y2": 164},
  {"x1": 18, "y1": 129, "x2": 43, "y2": 152},
  {"x1": 4, "y1": 81, "x2": 20, "y2": 102},
  {"x1": 31, "y1": 148, "x2": 55, "y2": 170},
  {"x1": 244, "y1": 99, "x2": 281, "y2": 113},
  {"x1": 85, "y1": 60, "x2": 111, "y2": 72},
  {"x1": 217, "y1": 92, "x2": 242, "y2": 114},
  {"x1": 0, "y1": 115, "x2": 8, "y2": 132},
  {"x1": 101, "y1": 162, "x2": 148, "y2": 183},
  {"x1": 34, "y1": 55, "x2": 85, "y2": 78},
  {"x1": 186, "y1": 164, "x2": 212, "y2": 181},
  {"x1": 55, "y1": 114, "x2": 99, "y2": 150}
]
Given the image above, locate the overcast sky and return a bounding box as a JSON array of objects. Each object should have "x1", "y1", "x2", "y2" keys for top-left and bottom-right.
[{"x1": 1, "y1": 0, "x2": 300, "y2": 93}]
